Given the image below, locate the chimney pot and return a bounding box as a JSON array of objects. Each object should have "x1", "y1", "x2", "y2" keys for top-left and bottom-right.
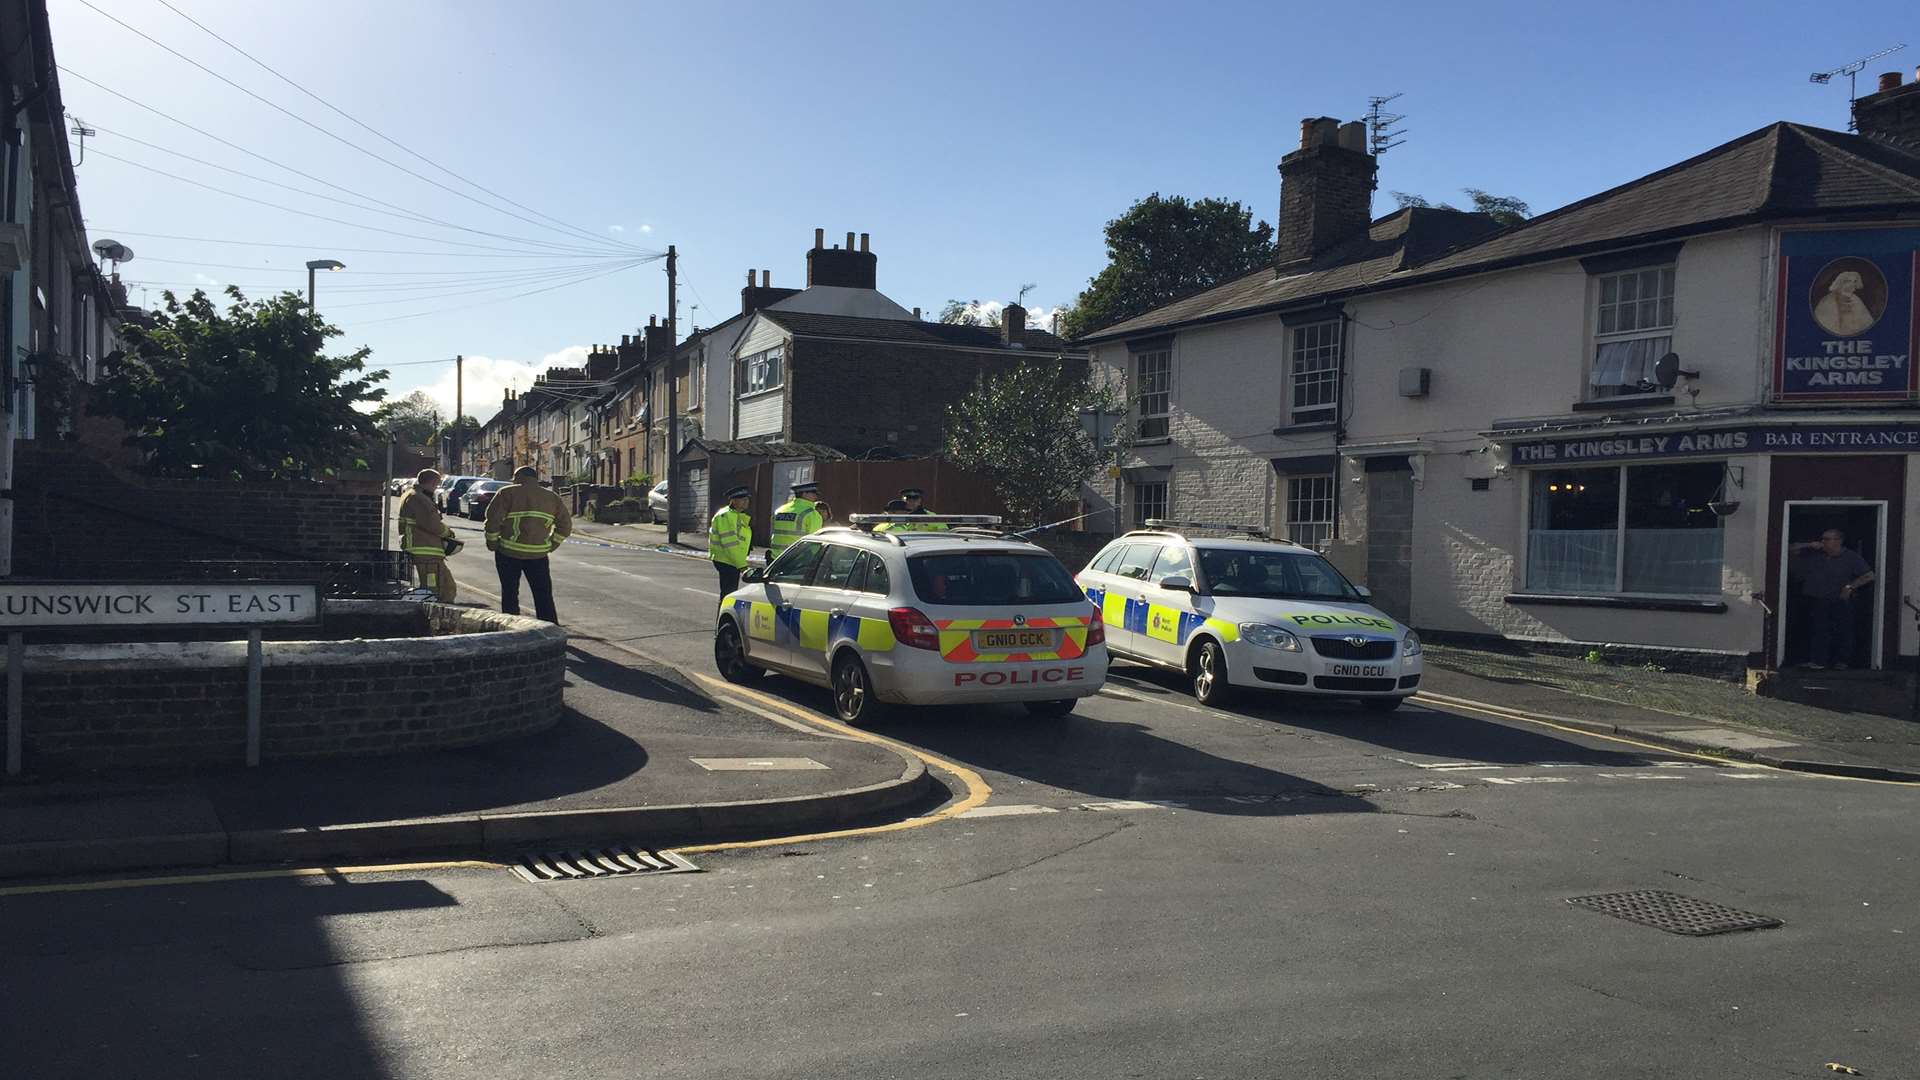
[
  {"x1": 1879, "y1": 70, "x2": 1903, "y2": 92},
  {"x1": 747, "y1": 269, "x2": 756, "y2": 286},
  {"x1": 1002, "y1": 303, "x2": 1028, "y2": 347},
  {"x1": 846, "y1": 231, "x2": 856, "y2": 250},
  {"x1": 648, "y1": 315, "x2": 656, "y2": 328},
  {"x1": 761, "y1": 269, "x2": 770, "y2": 287},
  {"x1": 859, "y1": 232, "x2": 869, "y2": 252},
  {"x1": 622, "y1": 334, "x2": 630, "y2": 346},
  {"x1": 912, "y1": 306, "x2": 921, "y2": 319},
  {"x1": 814, "y1": 228, "x2": 824, "y2": 249}
]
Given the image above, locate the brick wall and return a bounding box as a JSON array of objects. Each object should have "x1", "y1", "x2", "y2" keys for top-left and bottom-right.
[
  {"x1": 789, "y1": 339, "x2": 1086, "y2": 457},
  {"x1": 10, "y1": 446, "x2": 381, "y2": 578},
  {"x1": 13, "y1": 603, "x2": 567, "y2": 773}
]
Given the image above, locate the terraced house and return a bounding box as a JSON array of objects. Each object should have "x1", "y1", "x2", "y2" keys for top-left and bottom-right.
[{"x1": 1082, "y1": 74, "x2": 1920, "y2": 682}]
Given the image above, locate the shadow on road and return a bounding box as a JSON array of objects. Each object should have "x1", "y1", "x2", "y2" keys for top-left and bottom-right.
[
  {"x1": 1110, "y1": 667, "x2": 1665, "y2": 768},
  {"x1": 563, "y1": 644, "x2": 718, "y2": 713}
]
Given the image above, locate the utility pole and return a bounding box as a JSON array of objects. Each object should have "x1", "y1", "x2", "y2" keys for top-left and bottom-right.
[
  {"x1": 664, "y1": 245, "x2": 679, "y2": 545},
  {"x1": 455, "y1": 354, "x2": 464, "y2": 428}
]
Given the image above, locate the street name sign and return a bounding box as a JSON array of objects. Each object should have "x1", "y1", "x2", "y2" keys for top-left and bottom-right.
[{"x1": 0, "y1": 583, "x2": 320, "y2": 629}]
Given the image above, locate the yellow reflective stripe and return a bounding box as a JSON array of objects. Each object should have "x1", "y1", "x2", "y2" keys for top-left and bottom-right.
[
  {"x1": 1203, "y1": 617, "x2": 1240, "y2": 643},
  {"x1": 404, "y1": 546, "x2": 445, "y2": 557},
  {"x1": 856, "y1": 618, "x2": 896, "y2": 652},
  {"x1": 1145, "y1": 603, "x2": 1183, "y2": 644},
  {"x1": 938, "y1": 619, "x2": 988, "y2": 630},
  {"x1": 937, "y1": 629, "x2": 970, "y2": 655},
  {"x1": 498, "y1": 540, "x2": 551, "y2": 555},
  {"x1": 747, "y1": 601, "x2": 778, "y2": 641},
  {"x1": 798, "y1": 610, "x2": 829, "y2": 651},
  {"x1": 1101, "y1": 592, "x2": 1128, "y2": 628}
]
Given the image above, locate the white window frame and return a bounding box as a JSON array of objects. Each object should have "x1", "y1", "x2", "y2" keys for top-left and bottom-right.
[
  {"x1": 1588, "y1": 265, "x2": 1676, "y2": 399},
  {"x1": 1288, "y1": 320, "x2": 1340, "y2": 426},
  {"x1": 1283, "y1": 474, "x2": 1335, "y2": 550},
  {"x1": 1132, "y1": 349, "x2": 1171, "y2": 440},
  {"x1": 1523, "y1": 461, "x2": 1726, "y2": 597},
  {"x1": 1131, "y1": 479, "x2": 1168, "y2": 527},
  {"x1": 741, "y1": 346, "x2": 785, "y2": 396}
]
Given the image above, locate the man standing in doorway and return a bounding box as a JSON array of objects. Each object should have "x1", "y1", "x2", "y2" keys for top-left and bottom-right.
[
  {"x1": 709, "y1": 485, "x2": 753, "y2": 595},
  {"x1": 484, "y1": 465, "x2": 573, "y2": 623},
  {"x1": 1790, "y1": 529, "x2": 1876, "y2": 670}
]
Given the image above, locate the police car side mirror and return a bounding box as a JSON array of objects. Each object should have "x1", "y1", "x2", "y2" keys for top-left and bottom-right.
[
  {"x1": 1159, "y1": 576, "x2": 1194, "y2": 592},
  {"x1": 741, "y1": 567, "x2": 765, "y2": 584},
  {"x1": 1353, "y1": 585, "x2": 1373, "y2": 599}
]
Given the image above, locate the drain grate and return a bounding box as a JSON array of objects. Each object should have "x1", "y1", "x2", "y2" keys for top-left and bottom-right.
[
  {"x1": 1566, "y1": 889, "x2": 1781, "y2": 936},
  {"x1": 510, "y1": 845, "x2": 700, "y2": 883}
]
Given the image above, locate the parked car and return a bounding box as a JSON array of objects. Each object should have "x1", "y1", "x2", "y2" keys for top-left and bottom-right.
[
  {"x1": 444, "y1": 476, "x2": 485, "y2": 515},
  {"x1": 648, "y1": 479, "x2": 669, "y2": 515},
  {"x1": 714, "y1": 518, "x2": 1107, "y2": 723},
  {"x1": 434, "y1": 474, "x2": 459, "y2": 510},
  {"x1": 1073, "y1": 521, "x2": 1422, "y2": 711},
  {"x1": 464, "y1": 479, "x2": 507, "y2": 520}
]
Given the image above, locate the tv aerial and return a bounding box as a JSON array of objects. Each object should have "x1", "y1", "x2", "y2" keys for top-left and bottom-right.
[
  {"x1": 1809, "y1": 43, "x2": 1906, "y2": 130},
  {"x1": 1366, "y1": 93, "x2": 1406, "y2": 156},
  {"x1": 91, "y1": 238, "x2": 134, "y2": 273}
]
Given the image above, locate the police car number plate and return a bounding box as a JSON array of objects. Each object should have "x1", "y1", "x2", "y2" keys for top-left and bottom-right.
[
  {"x1": 1328, "y1": 663, "x2": 1391, "y2": 677},
  {"x1": 974, "y1": 629, "x2": 1057, "y2": 651}
]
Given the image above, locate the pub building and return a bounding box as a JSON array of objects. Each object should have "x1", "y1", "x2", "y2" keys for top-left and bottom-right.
[{"x1": 1328, "y1": 71, "x2": 1920, "y2": 683}]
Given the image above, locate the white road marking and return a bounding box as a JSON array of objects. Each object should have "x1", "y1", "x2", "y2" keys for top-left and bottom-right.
[
  {"x1": 690, "y1": 757, "x2": 830, "y2": 771},
  {"x1": 683, "y1": 587, "x2": 712, "y2": 595},
  {"x1": 1481, "y1": 776, "x2": 1571, "y2": 785},
  {"x1": 1595, "y1": 773, "x2": 1688, "y2": 780},
  {"x1": 1078, "y1": 799, "x2": 1160, "y2": 811},
  {"x1": 1713, "y1": 772, "x2": 1781, "y2": 780},
  {"x1": 957, "y1": 804, "x2": 1060, "y2": 819}
]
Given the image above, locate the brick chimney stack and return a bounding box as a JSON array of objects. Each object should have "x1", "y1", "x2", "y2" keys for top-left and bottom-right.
[
  {"x1": 1855, "y1": 68, "x2": 1920, "y2": 146},
  {"x1": 1001, "y1": 302, "x2": 1027, "y2": 347},
  {"x1": 742, "y1": 267, "x2": 801, "y2": 315},
  {"x1": 1276, "y1": 117, "x2": 1378, "y2": 268},
  {"x1": 805, "y1": 227, "x2": 878, "y2": 289}
]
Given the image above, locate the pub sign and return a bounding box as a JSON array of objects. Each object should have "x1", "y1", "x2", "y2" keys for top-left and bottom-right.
[{"x1": 1774, "y1": 228, "x2": 1920, "y2": 402}]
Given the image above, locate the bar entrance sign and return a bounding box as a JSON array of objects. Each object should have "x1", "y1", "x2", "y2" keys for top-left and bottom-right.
[
  {"x1": 0, "y1": 583, "x2": 318, "y2": 629},
  {"x1": 2, "y1": 582, "x2": 319, "y2": 775}
]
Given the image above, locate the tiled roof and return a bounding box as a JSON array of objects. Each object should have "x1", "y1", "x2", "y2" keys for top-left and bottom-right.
[
  {"x1": 689, "y1": 439, "x2": 848, "y2": 460},
  {"x1": 1079, "y1": 122, "x2": 1920, "y2": 344},
  {"x1": 1079, "y1": 207, "x2": 1502, "y2": 343},
  {"x1": 760, "y1": 310, "x2": 1082, "y2": 353}
]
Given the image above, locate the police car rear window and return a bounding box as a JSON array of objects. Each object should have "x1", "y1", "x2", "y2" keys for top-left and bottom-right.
[{"x1": 906, "y1": 553, "x2": 1083, "y2": 606}]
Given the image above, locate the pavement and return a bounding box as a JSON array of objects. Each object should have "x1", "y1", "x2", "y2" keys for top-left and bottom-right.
[
  {"x1": 568, "y1": 515, "x2": 711, "y2": 556},
  {"x1": 0, "y1": 637, "x2": 937, "y2": 880},
  {"x1": 1422, "y1": 644, "x2": 1920, "y2": 781}
]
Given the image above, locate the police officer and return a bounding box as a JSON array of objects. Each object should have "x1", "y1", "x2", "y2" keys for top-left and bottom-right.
[
  {"x1": 484, "y1": 465, "x2": 573, "y2": 622},
  {"x1": 871, "y1": 498, "x2": 910, "y2": 533},
  {"x1": 398, "y1": 469, "x2": 458, "y2": 601},
  {"x1": 709, "y1": 485, "x2": 753, "y2": 595},
  {"x1": 898, "y1": 487, "x2": 947, "y2": 531},
  {"x1": 768, "y1": 480, "x2": 825, "y2": 562}
]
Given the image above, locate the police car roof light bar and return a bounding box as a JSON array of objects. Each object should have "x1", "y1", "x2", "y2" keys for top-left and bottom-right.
[
  {"x1": 846, "y1": 514, "x2": 1004, "y2": 525},
  {"x1": 1142, "y1": 518, "x2": 1271, "y2": 538}
]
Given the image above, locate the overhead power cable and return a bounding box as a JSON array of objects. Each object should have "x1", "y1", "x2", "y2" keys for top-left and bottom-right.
[
  {"x1": 89, "y1": 149, "x2": 642, "y2": 257},
  {"x1": 351, "y1": 260, "x2": 642, "y2": 327},
  {"x1": 72, "y1": 0, "x2": 645, "y2": 256},
  {"x1": 86, "y1": 122, "x2": 623, "y2": 256},
  {"x1": 327, "y1": 260, "x2": 654, "y2": 308},
  {"x1": 153, "y1": 0, "x2": 639, "y2": 257},
  {"x1": 88, "y1": 228, "x2": 659, "y2": 260}
]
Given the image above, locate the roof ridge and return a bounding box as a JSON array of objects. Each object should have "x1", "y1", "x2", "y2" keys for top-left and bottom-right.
[{"x1": 1784, "y1": 123, "x2": 1920, "y2": 200}]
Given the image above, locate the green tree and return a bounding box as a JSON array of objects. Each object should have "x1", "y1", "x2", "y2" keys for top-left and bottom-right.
[
  {"x1": 938, "y1": 299, "x2": 1002, "y2": 328},
  {"x1": 370, "y1": 390, "x2": 442, "y2": 448},
  {"x1": 91, "y1": 287, "x2": 386, "y2": 478},
  {"x1": 943, "y1": 360, "x2": 1122, "y2": 526},
  {"x1": 433, "y1": 414, "x2": 482, "y2": 446},
  {"x1": 1058, "y1": 194, "x2": 1274, "y2": 340},
  {"x1": 1389, "y1": 188, "x2": 1532, "y2": 227}
]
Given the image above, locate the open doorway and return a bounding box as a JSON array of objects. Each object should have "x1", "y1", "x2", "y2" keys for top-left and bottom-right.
[{"x1": 1776, "y1": 501, "x2": 1885, "y2": 670}]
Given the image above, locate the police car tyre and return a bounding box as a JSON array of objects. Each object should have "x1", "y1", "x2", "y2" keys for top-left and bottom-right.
[
  {"x1": 1191, "y1": 639, "x2": 1236, "y2": 706},
  {"x1": 832, "y1": 652, "x2": 888, "y2": 725},
  {"x1": 1362, "y1": 695, "x2": 1407, "y2": 713},
  {"x1": 713, "y1": 620, "x2": 762, "y2": 684},
  {"x1": 1024, "y1": 698, "x2": 1077, "y2": 718}
]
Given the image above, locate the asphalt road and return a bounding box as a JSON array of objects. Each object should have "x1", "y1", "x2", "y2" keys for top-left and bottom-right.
[{"x1": 4, "y1": 520, "x2": 1915, "y2": 1079}]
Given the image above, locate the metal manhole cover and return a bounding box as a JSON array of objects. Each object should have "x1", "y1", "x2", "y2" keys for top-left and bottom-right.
[
  {"x1": 510, "y1": 845, "x2": 700, "y2": 883},
  {"x1": 1566, "y1": 889, "x2": 1781, "y2": 936}
]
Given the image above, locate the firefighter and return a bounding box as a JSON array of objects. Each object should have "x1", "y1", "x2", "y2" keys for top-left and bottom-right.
[
  {"x1": 709, "y1": 485, "x2": 753, "y2": 595},
  {"x1": 768, "y1": 479, "x2": 824, "y2": 562},
  {"x1": 898, "y1": 487, "x2": 947, "y2": 531},
  {"x1": 398, "y1": 469, "x2": 458, "y2": 601},
  {"x1": 484, "y1": 465, "x2": 573, "y2": 622}
]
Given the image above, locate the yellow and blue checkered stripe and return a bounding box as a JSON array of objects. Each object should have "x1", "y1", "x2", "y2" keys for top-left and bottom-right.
[{"x1": 1083, "y1": 584, "x2": 1239, "y2": 645}]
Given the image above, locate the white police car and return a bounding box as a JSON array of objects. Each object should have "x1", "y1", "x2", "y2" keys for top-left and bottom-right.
[
  {"x1": 713, "y1": 516, "x2": 1108, "y2": 723},
  {"x1": 1074, "y1": 520, "x2": 1422, "y2": 711}
]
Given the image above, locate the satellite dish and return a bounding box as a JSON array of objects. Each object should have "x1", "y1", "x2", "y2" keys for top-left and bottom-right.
[
  {"x1": 1652, "y1": 352, "x2": 1699, "y2": 389},
  {"x1": 91, "y1": 239, "x2": 134, "y2": 267}
]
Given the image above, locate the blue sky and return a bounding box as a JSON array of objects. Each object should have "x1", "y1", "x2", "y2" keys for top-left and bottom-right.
[{"x1": 48, "y1": 0, "x2": 1920, "y2": 419}]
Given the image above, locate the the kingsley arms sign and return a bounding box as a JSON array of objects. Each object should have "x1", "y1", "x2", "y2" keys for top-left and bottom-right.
[{"x1": 1774, "y1": 228, "x2": 1920, "y2": 402}]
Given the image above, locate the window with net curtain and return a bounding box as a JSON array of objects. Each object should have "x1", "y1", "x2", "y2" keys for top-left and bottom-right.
[
  {"x1": 1527, "y1": 462, "x2": 1724, "y2": 595},
  {"x1": 1590, "y1": 267, "x2": 1675, "y2": 398}
]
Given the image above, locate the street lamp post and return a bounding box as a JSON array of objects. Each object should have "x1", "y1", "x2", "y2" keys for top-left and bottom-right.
[{"x1": 305, "y1": 258, "x2": 345, "y2": 311}]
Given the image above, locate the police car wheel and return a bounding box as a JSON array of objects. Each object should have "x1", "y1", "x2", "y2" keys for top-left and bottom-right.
[
  {"x1": 832, "y1": 654, "x2": 888, "y2": 725},
  {"x1": 713, "y1": 621, "x2": 761, "y2": 684},
  {"x1": 1023, "y1": 699, "x2": 1076, "y2": 719},
  {"x1": 1361, "y1": 696, "x2": 1406, "y2": 714},
  {"x1": 1190, "y1": 640, "x2": 1236, "y2": 706}
]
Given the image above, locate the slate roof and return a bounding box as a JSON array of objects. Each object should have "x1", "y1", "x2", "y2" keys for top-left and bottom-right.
[
  {"x1": 1079, "y1": 122, "x2": 1920, "y2": 345},
  {"x1": 760, "y1": 310, "x2": 1082, "y2": 353},
  {"x1": 688, "y1": 439, "x2": 848, "y2": 460}
]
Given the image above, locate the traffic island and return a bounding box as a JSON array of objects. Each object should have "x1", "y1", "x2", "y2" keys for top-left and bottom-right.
[{"x1": 6, "y1": 600, "x2": 567, "y2": 774}]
